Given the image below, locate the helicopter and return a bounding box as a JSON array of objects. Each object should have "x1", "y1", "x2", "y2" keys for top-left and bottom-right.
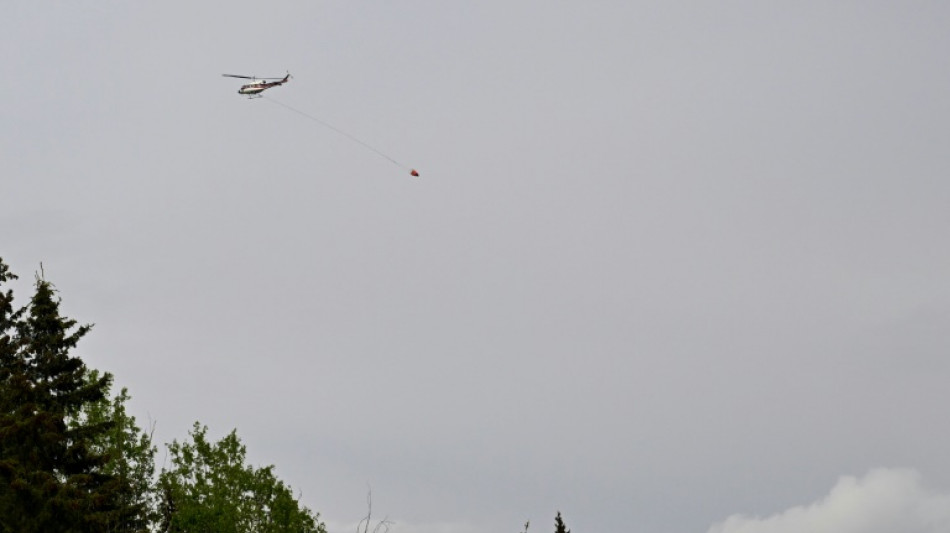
[
  {"x1": 222, "y1": 71, "x2": 420, "y2": 177},
  {"x1": 222, "y1": 72, "x2": 291, "y2": 97}
]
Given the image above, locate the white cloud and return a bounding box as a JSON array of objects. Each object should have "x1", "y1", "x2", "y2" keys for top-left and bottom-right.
[{"x1": 708, "y1": 468, "x2": 950, "y2": 533}]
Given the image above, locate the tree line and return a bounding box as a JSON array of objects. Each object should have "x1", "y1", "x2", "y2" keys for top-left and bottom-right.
[
  {"x1": 0, "y1": 258, "x2": 573, "y2": 533},
  {"x1": 0, "y1": 258, "x2": 324, "y2": 533}
]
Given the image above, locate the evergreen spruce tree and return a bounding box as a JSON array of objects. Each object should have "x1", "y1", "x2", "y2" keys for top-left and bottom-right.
[
  {"x1": 0, "y1": 260, "x2": 134, "y2": 532},
  {"x1": 554, "y1": 511, "x2": 570, "y2": 533},
  {"x1": 0, "y1": 258, "x2": 24, "y2": 527}
]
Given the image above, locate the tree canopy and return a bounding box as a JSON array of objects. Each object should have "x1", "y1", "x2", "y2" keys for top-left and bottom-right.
[
  {"x1": 0, "y1": 261, "x2": 130, "y2": 532},
  {"x1": 0, "y1": 258, "x2": 325, "y2": 533},
  {"x1": 1, "y1": 257, "x2": 571, "y2": 533},
  {"x1": 554, "y1": 512, "x2": 570, "y2": 533},
  {"x1": 70, "y1": 369, "x2": 159, "y2": 531},
  {"x1": 158, "y1": 422, "x2": 325, "y2": 533}
]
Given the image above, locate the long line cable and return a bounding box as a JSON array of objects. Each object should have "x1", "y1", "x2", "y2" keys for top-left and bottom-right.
[{"x1": 263, "y1": 95, "x2": 418, "y2": 176}]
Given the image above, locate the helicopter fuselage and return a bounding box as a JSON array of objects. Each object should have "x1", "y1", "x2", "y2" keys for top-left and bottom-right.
[{"x1": 238, "y1": 84, "x2": 268, "y2": 95}]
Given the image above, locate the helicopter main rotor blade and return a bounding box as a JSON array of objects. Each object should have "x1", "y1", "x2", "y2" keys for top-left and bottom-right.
[{"x1": 223, "y1": 74, "x2": 286, "y2": 80}]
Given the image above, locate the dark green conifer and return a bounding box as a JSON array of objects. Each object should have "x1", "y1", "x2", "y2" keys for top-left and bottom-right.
[
  {"x1": 554, "y1": 511, "x2": 570, "y2": 533},
  {"x1": 0, "y1": 260, "x2": 134, "y2": 532}
]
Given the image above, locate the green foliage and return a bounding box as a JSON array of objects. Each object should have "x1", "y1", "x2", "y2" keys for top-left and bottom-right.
[
  {"x1": 70, "y1": 369, "x2": 158, "y2": 531},
  {"x1": 0, "y1": 258, "x2": 327, "y2": 532},
  {"x1": 554, "y1": 512, "x2": 570, "y2": 533},
  {"x1": 0, "y1": 260, "x2": 133, "y2": 533},
  {"x1": 158, "y1": 422, "x2": 325, "y2": 533}
]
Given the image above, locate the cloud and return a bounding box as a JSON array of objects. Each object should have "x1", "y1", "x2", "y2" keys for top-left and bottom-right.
[{"x1": 708, "y1": 468, "x2": 950, "y2": 533}]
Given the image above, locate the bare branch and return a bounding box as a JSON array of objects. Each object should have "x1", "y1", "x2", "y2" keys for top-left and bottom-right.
[{"x1": 357, "y1": 487, "x2": 393, "y2": 533}]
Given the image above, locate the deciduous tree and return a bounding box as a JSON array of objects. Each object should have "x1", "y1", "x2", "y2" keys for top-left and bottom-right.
[
  {"x1": 158, "y1": 422, "x2": 325, "y2": 533},
  {"x1": 70, "y1": 369, "x2": 158, "y2": 531}
]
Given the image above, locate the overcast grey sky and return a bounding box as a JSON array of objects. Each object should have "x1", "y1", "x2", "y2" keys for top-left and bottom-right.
[{"x1": 3, "y1": 2, "x2": 950, "y2": 532}]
